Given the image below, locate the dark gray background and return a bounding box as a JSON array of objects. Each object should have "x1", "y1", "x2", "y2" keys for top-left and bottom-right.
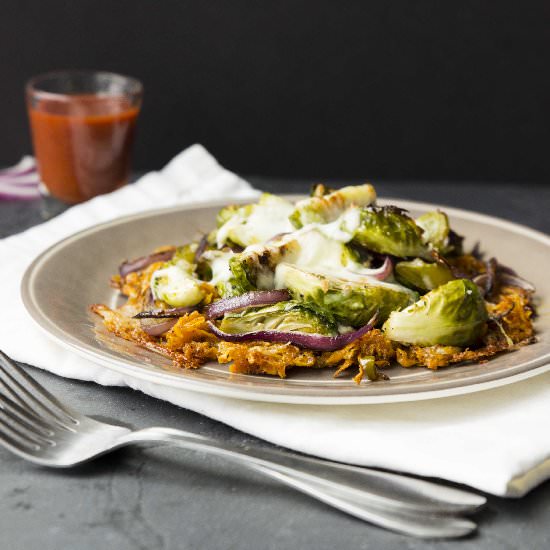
[{"x1": 2, "y1": 0, "x2": 549, "y2": 182}]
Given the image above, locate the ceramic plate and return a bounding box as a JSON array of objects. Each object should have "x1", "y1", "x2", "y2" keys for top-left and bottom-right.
[{"x1": 21, "y1": 197, "x2": 550, "y2": 404}]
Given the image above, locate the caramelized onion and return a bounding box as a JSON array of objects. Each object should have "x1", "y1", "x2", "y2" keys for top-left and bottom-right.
[
  {"x1": 498, "y1": 273, "x2": 535, "y2": 292},
  {"x1": 134, "y1": 306, "x2": 195, "y2": 319},
  {"x1": 119, "y1": 250, "x2": 175, "y2": 278},
  {"x1": 367, "y1": 256, "x2": 393, "y2": 280},
  {"x1": 204, "y1": 290, "x2": 291, "y2": 319},
  {"x1": 139, "y1": 318, "x2": 178, "y2": 336},
  {"x1": 207, "y1": 313, "x2": 378, "y2": 352}
]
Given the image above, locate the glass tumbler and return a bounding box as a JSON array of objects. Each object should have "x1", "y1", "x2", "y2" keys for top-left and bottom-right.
[{"x1": 26, "y1": 71, "x2": 143, "y2": 204}]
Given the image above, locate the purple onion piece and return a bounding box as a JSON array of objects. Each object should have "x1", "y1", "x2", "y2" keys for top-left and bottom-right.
[
  {"x1": 499, "y1": 273, "x2": 535, "y2": 292},
  {"x1": 134, "y1": 306, "x2": 195, "y2": 319},
  {"x1": 484, "y1": 257, "x2": 497, "y2": 296},
  {"x1": 0, "y1": 179, "x2": 41, "y2": 200},
  {"x1": 139, "y1": 317, "x2": 178, "y2": 336},
  {"x1": 474, "y1": 271, "x2": 535, "y2": 296},
  {"x1": 473, "y1": 274, "x2": 489, "y2": 296},
  {"x1": 370, "y1": 256, "x2": 393, "y2": 281},
  {"x1": 496, "y1": 263, "x2": 518, "y2": 276},
  {"x1": 144, "y1": 288, "x2": 155, "y2": 306},
  {"x1": 0, "y1": 189, "x2": 41, "y2": 201},
  {"x1": 207, "y1": 313, "x2": 378, "y2": 352},
  {"x1": 0, "y1": 175, "x2": 40, "y2": 186},
  {"x1": 204, "y1": 290, "x2": 292, "y2": 319},
  {"x1": 194, "y1": 235, "x2": 209, "y2": 263},
  {"x1": 119, "y1": 250, "x2": 175, "y2": 278},
  {"x1": 0, "y1": 156, "x2": 36, "y2": 176}
]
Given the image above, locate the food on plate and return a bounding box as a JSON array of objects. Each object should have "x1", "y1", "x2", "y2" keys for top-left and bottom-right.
[{"x1": 92, "y1": 184, "x2": 536, "y2": 383}]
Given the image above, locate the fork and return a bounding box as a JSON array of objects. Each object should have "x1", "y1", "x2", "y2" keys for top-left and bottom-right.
[{"x1": 0, "y1": 351, "x2": 485, "y2": 538}]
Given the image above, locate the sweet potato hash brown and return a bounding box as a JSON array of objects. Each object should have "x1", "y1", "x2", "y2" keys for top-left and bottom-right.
[{"x1": 91, "y1": 185, "x2": 536, "y2": 384}]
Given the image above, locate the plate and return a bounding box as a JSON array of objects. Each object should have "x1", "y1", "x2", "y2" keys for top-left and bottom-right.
[{"x1": 21, "y1": 197, "x2": 550, "y2": 405}]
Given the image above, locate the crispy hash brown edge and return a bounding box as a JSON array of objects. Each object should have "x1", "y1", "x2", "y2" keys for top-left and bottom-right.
[{"x1": 91, "y1": 251, "x2": 536, "y2": 384}]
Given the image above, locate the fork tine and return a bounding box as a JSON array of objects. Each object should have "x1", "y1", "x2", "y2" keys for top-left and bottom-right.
[
  {"x1": 0, "y1": 351, "x2": 77, "y2": 426},
  {"x1": 0, "y1": 414, "x2": 46, "y2": 450},
  {"x1": 0, "y1": 425, "x2": 41, "y2": 456},
  {"x1": 0, "y1": 366, "x2": 73, "y2": 428},
  {"x1": 0, "y1": 406, "x2": 53, "y2": 447},
  {"x1": 0, "y1": 391, "x2": 56, "y2": 437}
]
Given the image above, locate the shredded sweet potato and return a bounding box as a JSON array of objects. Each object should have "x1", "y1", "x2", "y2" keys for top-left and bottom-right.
[
  {"x1": 217, "y1": 341, "x2": 316, "y2": 377},
  {"x1": 92, "y1": 256, "x2": 536, "y2": 383}
]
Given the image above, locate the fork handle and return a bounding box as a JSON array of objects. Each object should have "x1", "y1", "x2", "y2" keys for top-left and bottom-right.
[{"x1": 119, "y1": 427, "x2": 480, "y2": 538}]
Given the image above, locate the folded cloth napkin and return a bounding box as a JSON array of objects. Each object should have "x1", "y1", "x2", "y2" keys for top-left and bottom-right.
[{"x1": 1, "y1": 144, "x2": 549, "y2": 497}]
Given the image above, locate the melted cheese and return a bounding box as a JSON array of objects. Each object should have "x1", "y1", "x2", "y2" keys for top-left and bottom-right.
[
  {"x1": 216, "y1": 194, "x2": 294, "y2": 248},
  {"x1": 151, "y1": 262, "x2": 204, "y2": 307}
]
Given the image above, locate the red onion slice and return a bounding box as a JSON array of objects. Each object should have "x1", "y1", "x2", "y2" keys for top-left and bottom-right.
[
  {"x1": 0, "y1": 181, "x2": 41, "y2": 200},
  {"x1": 499, "y1": 273, "x2": 535, "y2": 292},
  {"x1": 139, "y1": 318, "x2": 178, "y2": 337},
  {"x1": 0, "y1": 156, "x2": 36, "y2": 176},
  {"x1": 194, "y1": 235, "x2": 209, "y2": 263},
  {"x1": 0, "y1": 175, "x2": 41, "y2": 186},
  {"x1": 207, "y1": 313, "x2": 378, "y2": 351},
  {"x1": 368, "y1": 256, "x2": 392, "y2": 280},
  {"x1": 204, "y1": 290, "x2": 291, "y2": 319},
  {"x1": 134, "y1": 306, "x2": 195, "y2": 319},
  {"x1": 0, "y1": 157, "x2": 41, "y2": 200},
  {"x1": 474, "y1": 271, "x2": 535, "y2": 295},
  {"x1": 119, "y1": 250, "x2": 175, "y2": 277}
]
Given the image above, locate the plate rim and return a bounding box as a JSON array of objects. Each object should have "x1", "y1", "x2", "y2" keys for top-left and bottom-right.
[{"x1": 21, "y1": 196, "x2": 550, "y2": 405}]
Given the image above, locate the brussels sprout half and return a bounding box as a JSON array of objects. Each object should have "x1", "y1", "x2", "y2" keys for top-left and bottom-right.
[
  {"x1": 352, "y1": 206, "x2": 432, "y2": 259},
  {"x1": 215, "y1": 193, "x2": 294, "y2": 248},
  {"x1": 382, "y1": 279, "x2": 488, "y2": 347},
  {"x1": 290, "y1": 184, "x2": 376, "y2": 228},
  {"x1": 276, "y1": 263, "x2": 417, "y2": 327},
  {"x1": 150, "y1": 259, "x2": 205, "y2": 307},
  {"x1": 227, "y1": 228, "x2": 366, "y2": 294},
  {"x1": 219, "y1": 301, "x2": 338, "y2": 336},
  {"x1": 395, "y1": 258, "x2": 455, "y2": 292}
]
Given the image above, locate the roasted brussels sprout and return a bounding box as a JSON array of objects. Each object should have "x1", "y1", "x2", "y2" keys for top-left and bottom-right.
[
  {"x1": 395, "y1": 258, "x2": 455, "y2": 292},
  {"x1": 352, "y1": 206, "x2": 432, "y2": 259},
  {"x1": 382, "y1": 279, "x2": 488, "y2": 347},
  {"x1": 219, "y1": 301, "x2": 338, "y2": 335},
  {"x1": 150, "y1": 259, "x2": 205, "y2": 307},
  {"x1": 276, "y1": 263, "x2": 417, "y2": 327},
  {"x1": 200, "y1": 249, "x2": 240, "y2": 297},
  {"x1": 215, "y1": 193, "x2": 294, "y2": 248},
  {"x1": 227, "y1": 228, "x2": 367, "y2": 292},
  {"x1": 415, "y1": 210, "x2": 456, "y2": 256},
  {"x1": 290, "y1": 184, "x2": 376, "y2": 228},
  {"x1": 172, "y1": 243, "x2": 199, "y2": 264}
]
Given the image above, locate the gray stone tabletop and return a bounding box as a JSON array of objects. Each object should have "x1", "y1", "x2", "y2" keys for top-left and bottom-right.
[{"x1": 1, "y1": 177, "x2": 549, "y2": 550}]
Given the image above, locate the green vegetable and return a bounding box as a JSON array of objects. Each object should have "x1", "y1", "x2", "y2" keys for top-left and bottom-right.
[
  {"x1": 200, "y1": 249, "x2": 239, "y2": 297},
  {"x1": 382, "y1": 279, "x2": 488, "y2": 347},
  {"x1": 290, "y1": 184, "x2": 376, "y2": 228},
  {"x1": 219, "y1": 301, "x2": 338, "y2": 335},
  {"x1": 276, "y1": 263, "x2": 417, "y2": 327},
  {"x1": 172, "y1": 243, "x2": 198, "y2": 265},
  {"x1": 416, "y1": 211, "x2": 449, "y2": 250},
  {"x1": 227, "y1": 227, "x2": 365, "y2": 293},
  {"x1": 215, "y1": 194, "x2": 294, "y2": 248},
  {"x1": 228, "y1": 254, "x2": 268, "y2": 294},
  {"x1": 352, "y1": 206, "x2": 432, "y2": 259},
  {"x1": 358, "y1": 355, "x2": 381, "y2": 381},
  {"x1": 216, "y1": 204, "x2": 249, "y2": 228},
  {"x1": 150, "y1": 260, "x2": 205, "y2": 307},
  {"x1": 395, "y1": 258, "x2": 455, "y2": 292}
]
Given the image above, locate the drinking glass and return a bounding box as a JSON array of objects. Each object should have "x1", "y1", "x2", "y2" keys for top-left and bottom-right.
[{"x1": 26, "y1": 71, "x2": 143, "y2": 204}]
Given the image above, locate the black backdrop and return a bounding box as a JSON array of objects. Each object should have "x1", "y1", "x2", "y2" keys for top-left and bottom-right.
[{"x1": 2, "y1": 1, "x2": 549, "y2": 183}]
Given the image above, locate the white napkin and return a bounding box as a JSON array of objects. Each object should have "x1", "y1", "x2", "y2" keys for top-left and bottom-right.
[{"x1": 1, "y1": 144, "x2": 549, "y2": 497}]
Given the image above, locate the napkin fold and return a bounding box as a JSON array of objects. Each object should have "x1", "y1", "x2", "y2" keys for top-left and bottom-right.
[{"x1": 1, "y1": 144, "x2": 549, "y2": 497}]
